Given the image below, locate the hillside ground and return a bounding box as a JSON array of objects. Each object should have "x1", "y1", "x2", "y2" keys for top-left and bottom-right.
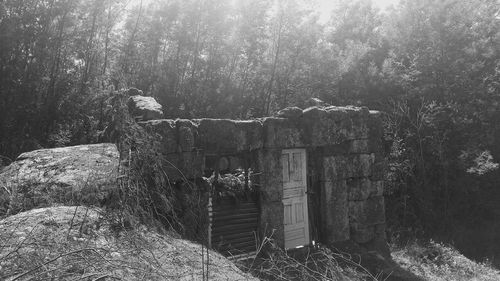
[{"x1": 391, "y1": 241, "x2": 500, "y2": 281}]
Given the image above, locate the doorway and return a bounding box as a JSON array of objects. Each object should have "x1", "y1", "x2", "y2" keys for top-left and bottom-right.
[{"x1": 281, "y1": 149, "x2": 310, "y2": 249}]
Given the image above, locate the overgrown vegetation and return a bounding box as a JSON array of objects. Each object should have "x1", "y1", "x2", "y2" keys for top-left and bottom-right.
[
  {"x1": 0, "y1": 206, "x2": 253, "y2": 280},
  {"x1": 1, "y1": 0, "x2": 500, "y2": 267},
  {"x1": 209, "y1": 169, "x2": 258, "y2": 200},
  {"x1": 104, "y1": 92, "x2": 210, "y2": 242},
  {"x1": 392, "y1": 241, "x2": 500, "y2": 281},
  {"x1": 242, "y1": 244, "x2": 379, "y2": 281}
]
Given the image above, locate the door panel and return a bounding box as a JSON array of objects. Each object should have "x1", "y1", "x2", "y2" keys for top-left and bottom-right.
[
  {"x1": 291, "y1": 152, "x2": 302, "y2": 181},
  {"x1": 282, "y1": 149, "x2": 309, "y2": 249},
  {"x1": 283, "y1": 188, "x2": 303, "y2": 199},
  {"x1": 282, "y1": 154, "x2": 290, "y2": 183}
]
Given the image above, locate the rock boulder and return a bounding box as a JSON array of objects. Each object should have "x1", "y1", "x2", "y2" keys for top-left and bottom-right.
[
  {"x1": 128, "y1": 95, "x2": 163, "y2": 121},
  {"x1": 0, "y1": 143, "x2": 119, "y2": 215},
  {"x1": 275, "y1": 106, "x2": 303, "y2": 119}
]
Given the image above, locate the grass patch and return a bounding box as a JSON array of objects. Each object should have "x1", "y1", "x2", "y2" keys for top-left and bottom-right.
[{"x1": 392, "y1": 240, "x2": 500, "y2": 281}]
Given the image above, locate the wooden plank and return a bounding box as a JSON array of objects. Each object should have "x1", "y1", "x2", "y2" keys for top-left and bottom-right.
[
  {"x1": 212, "y1": 220, "x2": 259, "y2": 227},
  {"x1": 212, "y1": 232, "x2": 255, "y2": 244},
  {"x1": 212, "y1": 208, "x2": 258, "y2": 214},
  {"x1": 221, "y1": 248, "x2": 256, "y2": 256},
  {"x1": 212, "y1": 208, "x2": 259, "y2": 216},
  {"x1": 227, "y1": 251, "x2": 257, "y2": 262},
  {"x1": 212, "y1": 226, "x2": 257, "y2": 236},
  {"x1": 214, "y1": 203, "x2": 258, "y2": 209},
  {"x1": 213, "y1": 208, "x2": 257, "y2": 213},
  {"x1": 283, "y1": 187, "x2": 304, "y2": 199},
  {"x1": 222, "y1": 246, "x2": 256, "y2": 256},
  {"x1": 212, "y1": 224, "x2": 257, "y2": 235},
  {"x1": 213, "y1": 235, "x2": 255, "y2": 246},
  {"x1": 213, "y1": 203, "x2": 258, "y2": 209},
  {"x1": 212, "y1": 225, "x2": 257, "y2": 232},
  {"x1": 218, "y1": 240, "x2": 256, "y2": 251},
  {"x1": 292, "y1": 152, "x2": 302, "y2": 181},
  {"x1": 213, "y1": 219, "x2": 257, "y2": 225},
  {"x1": 219, "y1": 245, "x2": 255, "y2": 253},
  {"x1": 211, "y1": 196, "x2": 260, "y2": 256},
  {"x1": 212, "y1": 217, "x2": 258, "y2": 225},
  {"x1": 212, "y1": 212, "x2": 259, "y2": 220},
  {"x1": 212, "y1": 201, "x2": 258, "y2": 209},
  {"x1": 212, "y1": 230, "x2": 257, "y2": 239}
]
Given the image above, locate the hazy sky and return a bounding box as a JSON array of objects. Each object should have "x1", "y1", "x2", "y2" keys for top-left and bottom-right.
[
  {"x1": 318, "y1": 0, "x2": 398, "y2": 9},
  {"x1": 127, "y1": 0, "x2": 400, "y2": 23},
  {"x1": 129, "y1": 0, "x2": 400, "y2": 11},
  {"x1": 316, "y1": 0, "x2": 399, "y2": 22}
]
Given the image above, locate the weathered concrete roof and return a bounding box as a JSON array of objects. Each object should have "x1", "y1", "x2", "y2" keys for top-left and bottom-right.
[{"x1": 139, "y1": 105, "x2": 381, "y2": 153}]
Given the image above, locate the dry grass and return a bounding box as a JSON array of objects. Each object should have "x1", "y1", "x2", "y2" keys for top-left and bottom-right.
[
  {"x1": 0, "y1": 206, "x2": 256, "y2": 281},
  {"x1": 235, "y1": 235, "x2": 379, "y2": 281},
  {"x1": 392, "y1": 240, "x2": 500, "y2": 281}
]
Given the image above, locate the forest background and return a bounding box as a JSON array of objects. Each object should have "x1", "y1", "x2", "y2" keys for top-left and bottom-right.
[{"x1": 0, "y1": 0, "x2": 499, "y2": 267}]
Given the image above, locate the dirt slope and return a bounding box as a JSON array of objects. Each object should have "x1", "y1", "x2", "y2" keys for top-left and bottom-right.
[{"x1": 0, "y1": 206, "x2": 256, "y2": 281}]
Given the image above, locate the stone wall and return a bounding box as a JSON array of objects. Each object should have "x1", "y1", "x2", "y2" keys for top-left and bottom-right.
[{"x1": 131, "y1": 95, "x2": 387, "y2": 252}]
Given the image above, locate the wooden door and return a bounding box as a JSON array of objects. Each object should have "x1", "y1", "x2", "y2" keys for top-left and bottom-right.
[{"x1": 282, "y1": 149, "x2": 310, "y2": 249}]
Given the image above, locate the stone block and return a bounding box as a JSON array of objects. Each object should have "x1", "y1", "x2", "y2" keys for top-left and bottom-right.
[
  {"x1": 361, "y1": 223, "x2": 390, "y2": 258},
  {"x1": 371, "y1": 153, "x2": 387, "y2": 181},
  {"x1": 302, "y1": 106, "x2": 369, "y2": 147},
  {"x1": 349, "y1": 139, "x2": 370, "y2": 154},
  {"x1": 305, "y1": 98, "x2": 329, "y2": 107},
  {"x1": 197, "y1": 119, "x2": 263, "y2": 153},
  {"x1": 322, "y1": 156, "x2": 342, "y2": 181},
  {"x1": 368, "y1": 137, "x2": 383, "y2": 155},
  {"x1": 263, "y1": 117, "x2": 303, "y2": 148},
  {"x1": 322, "y1": 180, "x2": 350, "y2": 243},
  {"x1": 321, "y1": 142, "x2": 351, "y2": 157},
  {"x1": 197, "y1": 119, "x2": 236, "y2": 152},
  {"x1": 139, "y1": 119, "x2": 177, "y2": 154},
  {"x1": 127, "y1": 95, "x2": 163, "y2": 121},
  {"x1": 275, "y1": 107, "x2": 303, "y2": 119},
  {"x1": 235, "y1": 120, "x2": 264, "y2": 151},
  {"x1": 260, "y1": 201, "x2": 284, "y2": 248},
  {"x1": 228, "y1": 156, "x2": 242, "y2": 171},
  {"x1": 180, "y1": 151, "x2": 204, "y2": 178},
  {"x1": 261, "y1": 190, "x2": 282, "y2": 202},
  {"x1": 351, "y1": 222, "x2": 387, "y2": 245},
  {"x1": 217, "y1": 157, "x2": 229, "y2": 170},
  {"x1": 347, "y1": 179, "x2": 384, "y2": 201},
  {"x1": 163, "y1": 151, "x2": 204, "y2": 181},
  {"x1": 258, "y1": 150, "x2": 283, "y2": 202},
  {"x1": 323, "y1": 154, "x2": 374, "y2": 180},
  {"x1": 374, "y1": 223, "x2": 386, "y2": 240},
  {"x1": 350, "y1": 223, "x2": 375, "y2": 243},
  {"x1": 301, "y1": 106, "x2": 325, "y2": 119},
  {"x1": 176, "y1": 119, "x2": 198, "y2": 152},
  {"x1": 367, "y1": 111, "x2": 384, "y2": 153},
  {"x1": 358, "y1": 154, "x2": 376, "y2": 178},
  {"x1": 348, "y1": 196, "x2": 385, "y2": 226}
]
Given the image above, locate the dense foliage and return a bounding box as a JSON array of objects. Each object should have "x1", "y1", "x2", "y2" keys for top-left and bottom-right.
[{"x1": 1, "y1": 0, "x2": 499, "y2": 264}]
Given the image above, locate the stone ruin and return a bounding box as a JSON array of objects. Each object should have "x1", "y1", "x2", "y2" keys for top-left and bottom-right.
[{"x1": 128, "y1": 93, "x2": 388, "y2": 254}]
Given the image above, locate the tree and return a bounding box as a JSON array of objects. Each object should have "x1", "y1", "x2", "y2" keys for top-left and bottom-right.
[{"x1": 381, "y1": 0, "x2": 500, "y2": 240}]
